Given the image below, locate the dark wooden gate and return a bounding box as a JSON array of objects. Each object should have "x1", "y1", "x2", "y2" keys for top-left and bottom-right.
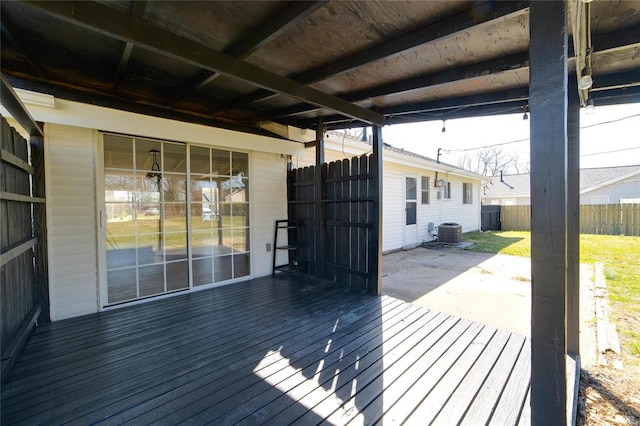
[
  {"x1": 1, "y1": 116, "x2": 48, "y2": 383},
  {"x1": 288, "y1": 155, "x2": 376, "y2": 292},
  {"x1": 481, "y1": 205, "x2": 501, "y2": 231}
]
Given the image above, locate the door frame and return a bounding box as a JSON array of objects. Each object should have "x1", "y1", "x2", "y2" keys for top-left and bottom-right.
[
  {"x1": 403, "y1": 173, "x2": 419, "y2": 246},
  {"x1": 96, "y1": 133, "x2": 255, "y2": 311}
]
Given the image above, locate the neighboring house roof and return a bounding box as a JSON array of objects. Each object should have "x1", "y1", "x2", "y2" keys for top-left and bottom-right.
[{"x1": 482, "y1": 165, "x2": 640, "y2": 199}]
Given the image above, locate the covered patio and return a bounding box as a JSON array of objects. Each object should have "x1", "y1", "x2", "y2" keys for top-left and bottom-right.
[
  {"x1": 2, "y1": 273, "x2": 531, "y2": 425},
  {"x1": 2, "y1": 1, "x2": 640, "y2": 425}
]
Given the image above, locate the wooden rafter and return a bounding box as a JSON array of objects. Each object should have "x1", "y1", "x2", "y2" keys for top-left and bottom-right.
[
  {"x1": 269, "y1": 24, "x2": 640, "y2": 122},
  {"x1": 223, "y1": 1, "x2": 530, "y2": 110},
  {"x1": 0, "y1": 10, "x2": 48, "y2": 78},
  {"x1": 23, "y1": 1, "x2": 383, "y2": 126},
  {"x1": 0, "y1": 74, "x2": 43, "y2": 137},
  {"x1": 268, "y1": 53, "x2": 530, "y2": 120},
  {"x1": 165, "y1": 1, "x2": 327, "y2": 106},
  {"x1": 112, "y1": 1, "x2": 147, "y2": 92}
]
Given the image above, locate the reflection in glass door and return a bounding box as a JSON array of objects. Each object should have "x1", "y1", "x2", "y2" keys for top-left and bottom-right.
[
  {"x1": 190, "y1": 146, "x2": 250, "y2": 286},
  {"x1": 104, "y1": 135, "x2": 188, "y2": 304},
  {"x1": 103, "y1": 134, "x2": 251, "y2": 305}
]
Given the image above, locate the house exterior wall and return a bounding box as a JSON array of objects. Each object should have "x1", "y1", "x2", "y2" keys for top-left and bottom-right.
[
  {"x1": 483, "y1": 197, "x2": 531, "y2": 206},
  {"x1": 250, "y1": 151, "x2": 289, "y2": 275},
  {"x1": 27, "y1": 96, "x2": 303, "y2": 320},
  {"x1": 581, "y1": 180, "x2": 640, "y2": 204},
  {"x1": 45, "y1": 124, "x2": 99, "y2": 320},
  {"x1": 295, "y1": 145, "x2": 482, "y2": 252}
]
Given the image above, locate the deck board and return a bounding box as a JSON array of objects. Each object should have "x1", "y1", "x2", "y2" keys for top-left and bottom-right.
[{"x1": 1, "y1": 274, "x2": 532, "y2": 425}]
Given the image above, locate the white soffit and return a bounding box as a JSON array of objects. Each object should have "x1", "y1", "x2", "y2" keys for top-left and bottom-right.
[{"x1": 8, "y1": 89, "x2": 305, "y2": 156}]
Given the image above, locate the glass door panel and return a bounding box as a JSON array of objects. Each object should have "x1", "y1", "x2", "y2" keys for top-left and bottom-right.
[
  {"x1": 103, "y1": 135, "x2": 251, "y2": 304},
  {"x1": 104, "y1": 134, "x2": 188, "y2": 304}
]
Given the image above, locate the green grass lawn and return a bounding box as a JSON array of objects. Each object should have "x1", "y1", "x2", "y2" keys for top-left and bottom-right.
[{"x1": 464, "y1": 230, "x2": 640, "y2": 365}]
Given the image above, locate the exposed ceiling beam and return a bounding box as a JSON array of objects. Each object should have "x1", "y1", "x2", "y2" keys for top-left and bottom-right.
[
  {"x1": 293, "y1": 68, "x2": 640, "y2": 130},
  {"x1": 0, "y1": 10, "x2": 48, "y2": 78},
  {"x1": 0, "y1": 74, "x2": 43, "y2": 137},
  {"x1": 112, "y1": 42, "x2": 133, "y2": 92},
  {"x1": 112, "y1": 1, "x2": 148, "y2": 92},
  {"x1": 222, "y1": 1, "x2": 530, "y2": 110},
  {"x1": 24, "y1": 1, "x2": 382, "y2": 126},
  {"x1": 165, "y1": 1, "x2": 327, "y2": 106},
  {"x1": 3, "y1": 74, "x2": 284, "y2": 139},
  {"x1": 291, "y1": 87, "x2": 531, "y2": 129},
  {"x1": 268, "y1": 53, "x2": 530, "y2": 120},
  {"x1": 264, "y1": 24, "x2": 640, "y2": 121}
]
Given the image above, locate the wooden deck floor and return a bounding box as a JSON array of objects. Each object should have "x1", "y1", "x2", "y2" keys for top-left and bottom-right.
[{"x1": 1, "y1": 274, "x2": 531, "y2": 425}]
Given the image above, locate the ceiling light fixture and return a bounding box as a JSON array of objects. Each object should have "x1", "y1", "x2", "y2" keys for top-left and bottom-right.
[
  {"x1": 522, "y1": 105, "x2": 529, "y2": 121},
  {"x1": 585, "y1": 98, "x2": 595, "y2": 115},
  {"x1": 578, "y1": 66, "x2": 593, "y2": 90},
  {"x1": 441, "y1": 120, "x2": 446, "y2": 133}
]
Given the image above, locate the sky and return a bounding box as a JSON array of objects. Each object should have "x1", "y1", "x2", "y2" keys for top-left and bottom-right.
[{"x1": 380, "y1": 102, "x2": 640, "y2": 174}]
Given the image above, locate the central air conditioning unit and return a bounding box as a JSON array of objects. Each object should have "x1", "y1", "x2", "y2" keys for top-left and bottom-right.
[{"x1": 438, "y1": 223, "x2": 462, "y2": 244}]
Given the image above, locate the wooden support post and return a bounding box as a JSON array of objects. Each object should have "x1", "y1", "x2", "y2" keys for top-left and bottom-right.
[
  {"x1": 315, "y1": 119, "x2": 325, "y2": 278},
  {"x1": 371, "y1": 126, "x2": 383, "y2": 294},
  {"x1": 529, "y1": 2, "x2": 568, "y2": 424},
  {"x1": 30, "y1": 133, "x2": 50, "y2": 322},
  {"x1": 567, "y1": 87, "x2": 580, "y2": 357}
]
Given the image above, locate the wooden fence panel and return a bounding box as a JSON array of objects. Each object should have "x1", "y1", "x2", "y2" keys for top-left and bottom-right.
[
  {"x1": 500, "y1": 205, "x2": 531, "y2": 231},
  {"x1": 1, "y1": 117, "x2": 36, "y2": 356},
  {"x1": 501, "y1": 204, "x2": 640, "y2": 236},
  {"x1": 288, "y1": 154, "x2": 374, "y2": 290}
]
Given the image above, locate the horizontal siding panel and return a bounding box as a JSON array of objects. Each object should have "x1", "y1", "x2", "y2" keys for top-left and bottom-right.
[
  {"x1": 50, "y1": 224, "x2": 96, "y2": 237},
  {"x1": 46, "y1": 123, "x2": 99, "y2": 321},
  {"x1": 51, "y1": 282, "x2": 99, "y2": 300},
  {"x1": 50, "y1": 205, "x2": 96, "y2": 217},
  {"x1": 49, "y1": 243, "x2": 96, "y2": 256},
  {"x1": 48, "y1": 175, "x2": 95, "y2": 188},
  {"x1": 47, "y1": 185, "x2": 95, "y2": 197},
  {"x1": 48, "y1": 165, "x2": 96, "y2": 178},
  {"x1": 49, "y1": 235, "x2": 95, "y2": 253},
  {"x1": 50, "y1": 216, "x2": 96, "y2": 227},
  {"x1": 251, "y1": 151, "x2": 287, "y2": 277},
  {"x1": 50, "y1": 299, "x2": 97, "y2": 321},
  {"x1": 50, "y1": 253, "x2": 99, "y2": 269},
  {"x1": 50, "y1": 257, "x2": 97, "y2": 280},
  {"x1": 49, "y1": 196, "x2": 97, "y2": 208}
]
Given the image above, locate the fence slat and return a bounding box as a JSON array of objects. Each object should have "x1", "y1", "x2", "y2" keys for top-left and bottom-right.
[{"x1": 500, "y1": 204, "x2": 640, "y2": 236}]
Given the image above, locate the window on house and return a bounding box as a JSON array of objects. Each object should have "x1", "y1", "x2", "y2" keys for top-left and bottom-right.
[
  {"x1": 421, "y1": 176, "x2": 430, "y2": 204},
  {"x1": 463, "y1": 183, "x2": 473, "y2": 204}
]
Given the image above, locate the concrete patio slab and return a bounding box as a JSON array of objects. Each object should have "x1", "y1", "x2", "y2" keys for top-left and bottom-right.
[{"x1": 382, "y1": 246, "x2": 597, "y2": 366}]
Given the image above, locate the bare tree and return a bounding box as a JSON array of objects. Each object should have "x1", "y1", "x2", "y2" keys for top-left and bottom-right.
[{"x1": 457, "y1": 147, "x2": 527, "y2": 176}]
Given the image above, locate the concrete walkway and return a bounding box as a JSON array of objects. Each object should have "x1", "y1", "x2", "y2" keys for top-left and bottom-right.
[{"x1": 382, "y1": 246, "x2": 597, "y2": 366}]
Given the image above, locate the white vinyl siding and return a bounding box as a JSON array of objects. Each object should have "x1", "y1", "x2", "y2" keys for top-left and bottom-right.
[
  {"x1": 46, "y1": 123, "x2": 99, "y2": 320},
  {"x1": 250, "y1": 151, "x2": 289, "y2": 277}
]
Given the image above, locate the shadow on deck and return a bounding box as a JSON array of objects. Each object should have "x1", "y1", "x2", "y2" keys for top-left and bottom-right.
[{"x1": 1, "y1": 274, "x2": 531, "y2": 425}]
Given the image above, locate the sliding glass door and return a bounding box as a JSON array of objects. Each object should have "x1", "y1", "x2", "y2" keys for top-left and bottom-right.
[{"x1": 102, "y1": 134, "x2": 250, "y2": 305}]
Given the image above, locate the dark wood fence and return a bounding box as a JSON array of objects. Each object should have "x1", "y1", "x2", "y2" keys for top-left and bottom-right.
[
  {"x1": 481, "y1": 205, "x2": 501, "y2": 231},
  {"x1": 1, "y1": 116, "x2": 47, "y2": 383},
  {"x1": 288, "y1": 155, "x2": 376, "y2": 292}
]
